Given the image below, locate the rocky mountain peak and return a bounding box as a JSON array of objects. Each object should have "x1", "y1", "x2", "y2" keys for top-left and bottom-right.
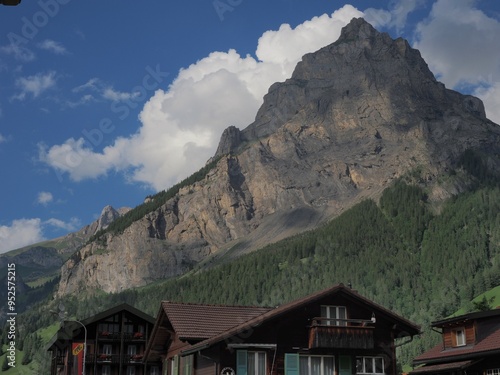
[
  {"x1": 56, "y1": 18, "x2": 500, "y2": 296},
  {"x1": 96, "y1": 205, "x2": 121, "y2": 232}
]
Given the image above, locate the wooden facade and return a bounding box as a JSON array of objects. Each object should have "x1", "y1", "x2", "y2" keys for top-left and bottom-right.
[
  {"x1": 411, "y1": 309, "x2": 500, "y2": 375},
  {"x1": 47, "y1": 303, "x2": 162, "y2": 375},
  {"x1": 145, "y1": 284, "x2": 420, "y2": 375}
]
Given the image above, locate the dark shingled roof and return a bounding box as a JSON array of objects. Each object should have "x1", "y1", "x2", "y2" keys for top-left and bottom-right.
[
  {"x1": 181, "y1": 283, "x2": 421, "y2": 356},
  {"x1": 161, "y1": 302, "x2": 273, "y2": 340}
]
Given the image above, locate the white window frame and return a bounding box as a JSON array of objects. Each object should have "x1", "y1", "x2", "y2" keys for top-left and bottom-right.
[
  {"x1": 103, "y1": 344, "x2": 113, "y2": 355},
  {"x1": 454, "y1": 328, "x2": 466, "y2": 346},
  {"x1": 128, "y1": 344, "x2": 137, "y2": 355},
  {"x1": 102, "y1": 365, "x2": 111, "y2": 375},
  {"x1": 321, "y1": 305, "x2": 347, "y2": 326},
  {"x1": 248, "y1": 351, "x2": 266, "y2": 375},
  {"x1": 356, "y1": 356, "x2": 384, "y2": 375},
  {"x1": 300, "y1": 355, "x2": 335, "y2": 375},
  {"x1": 150, "y1": 366, "x2": 160, "y2": 375},
  {"x1": 127, "y1": 366, "x2": 137, "y2": 375},
  {"x1": 486, "y1": 369, "x2": 500, "y2": 375}
]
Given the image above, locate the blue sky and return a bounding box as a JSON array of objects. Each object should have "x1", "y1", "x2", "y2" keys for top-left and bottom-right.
[{"x1": 1, "y1": 0, "x2": 499, "y2": 253}]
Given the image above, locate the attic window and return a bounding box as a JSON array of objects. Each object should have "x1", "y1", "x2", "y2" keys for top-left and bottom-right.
[{"x1": 453, "y1": 328, "x2": 466, "y2": 347}]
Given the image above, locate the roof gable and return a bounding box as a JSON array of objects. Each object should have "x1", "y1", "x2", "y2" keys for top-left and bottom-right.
[
  {"x1": 413, "y1": 313, "x2": 500, "y2": 365},
  {"x1": 181, "y1": 283, "x2": 421, "y2": 355}
]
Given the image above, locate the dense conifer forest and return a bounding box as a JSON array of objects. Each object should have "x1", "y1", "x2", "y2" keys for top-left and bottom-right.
[{"x1": 3, "y1": 170, "x2": 500, "y2": 373}]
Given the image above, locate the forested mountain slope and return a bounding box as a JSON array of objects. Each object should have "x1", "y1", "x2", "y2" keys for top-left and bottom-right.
[{"x1": 13, "y1": 176, "x2": 500, "y2": 372}]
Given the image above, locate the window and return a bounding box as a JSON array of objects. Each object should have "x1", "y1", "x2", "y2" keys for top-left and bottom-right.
[
  {"x1": 102, "y1": 344, "x2": 113, "y2": 355},
  {"x1": 127, "y1": 366, "x2": 136, "y2": 375},
  {"x1": 356, "y1": 357, "x2": 384, "y2": 375},
  {"x1": 102, "y1": 365, "x2": 111, "y2": 375},
  {"x1": 237, "y1": 350, "x2": 266, "y2": 375},
  {"x1": 128, "y1": 345, "x2": 137, "y2": 355},
  {"x1": 248, "y1": 352, "x2": 266, "y2": 375},
  {"x1": 454, "y1": 328, "x2": 466, "y2": 346},
  {"x1": 321, "y1": 305, "x2": 347, "y2": 326},
  {"x1": 171, "y1": 355, "x2": 179, "y2": 375},
  {"x1": 183, "y1": 354, "x2": 194, "y2": 375},
  {"x1": 150, "y1": 366, "x2": 160, "y2": 375},
  {"x1": 299, "y1": 355, "x2": 334, "y2": 375},
  {"x1": 486, "y1": 369, "x2": 500, "y2": 375}
]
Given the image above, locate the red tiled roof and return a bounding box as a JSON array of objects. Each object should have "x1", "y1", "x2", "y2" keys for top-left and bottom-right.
[
  {"x1": 413, "y1": 324, "x2": 500, "y2": 364},
  {"x1": 161, "y1": 302, "x2": 272, "y2": 340}
]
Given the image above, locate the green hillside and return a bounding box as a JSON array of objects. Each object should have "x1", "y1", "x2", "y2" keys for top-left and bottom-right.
[{"x1": 4, "y1": 176, "x2": 500, "y2": 373}]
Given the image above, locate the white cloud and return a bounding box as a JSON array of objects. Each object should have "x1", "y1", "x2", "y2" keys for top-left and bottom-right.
[
  {"x1": 0, "y1": 42, "x2": 35, "y2": 62},
  {"x1": 0, "y1": 218, "x2": 45, "y2": 253},
  {"x1": 475, "y1": 83, "x2": 500, "y2": 124},
  {"x1": 102, "y1": 87, "x2": 141, "y2": 102},
  {"x1": 363, "y1": 0, "x2": 425, "y2": 32},
  {"x1": 37, "y1": 191, "x2": 54, "y2": 206},
  {"x1": 38, "y1": 39, "x2": 67, "y2": 55},
  {"x1": 45, "y1": 217, "x2": 81, "y2": 231},
  {"x1": 40, "y1": 5, "x2": 363, "y2": 190},
  {"x1": 412, "y1": 0, "x2": 500, "y2": 125},
  {"x1": 72, "y1": 78, "x2": 101, "y2": 93},
  {"x1": 414, "y1": 0, "x2": 500, "y2": 89},
  {"x1": 0, "y1": 216, "x2": 82, "y2": 253},
  {"x1": 14, "y1": 71, "x2": 57, "y2": 100}
]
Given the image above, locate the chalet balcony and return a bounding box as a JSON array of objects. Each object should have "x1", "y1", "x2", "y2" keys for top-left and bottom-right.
[{"x1": 308, "y1": 317, "x2": 374, "y2": 350}]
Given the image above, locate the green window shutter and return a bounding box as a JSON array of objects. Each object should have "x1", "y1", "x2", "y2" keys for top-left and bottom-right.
[
  {"x1": 339, "y1": 356, "x2": 351, "y2": 375},
  {"x1": 237, "y1": 350, "x2": 248, "y2": 375},
  {"x1": 285, "y1": 353, "x2": 299, "y2": 375}
]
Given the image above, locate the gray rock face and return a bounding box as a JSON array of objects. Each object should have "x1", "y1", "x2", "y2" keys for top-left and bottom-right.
[{"x1": 56, "y1": 18, "x2": 500, "y2": 296}]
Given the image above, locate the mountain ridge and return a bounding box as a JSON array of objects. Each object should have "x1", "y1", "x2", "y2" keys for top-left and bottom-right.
[{"x1": 50, "y1": 17, "x2": 500, "y2": 296}]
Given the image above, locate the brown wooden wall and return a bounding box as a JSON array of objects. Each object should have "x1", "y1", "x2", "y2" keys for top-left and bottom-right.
[{"x1": 442, "y1": 322, "x2": 475, "y2": 348}]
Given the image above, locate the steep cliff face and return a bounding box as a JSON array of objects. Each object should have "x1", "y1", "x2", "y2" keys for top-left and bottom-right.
[{"x1": 56, "y1": 18, "x2": 500, "y2": 296}]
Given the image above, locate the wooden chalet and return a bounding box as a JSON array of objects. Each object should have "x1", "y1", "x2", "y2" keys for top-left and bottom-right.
[
  {"x1": 144, "y1": 284, "x2": 420, "y2": 375},
  {"x1": 47, "y1": 303, "x2": 161, "y2": 375},
  {"x1": 411, "y1": 308, "x2": 500, "y2": 375}
]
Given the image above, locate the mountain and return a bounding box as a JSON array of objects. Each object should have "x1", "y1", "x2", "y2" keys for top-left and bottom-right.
[
  {"x1": 0, "y1": 205, "x2": 130, "y2": 290},
  {"x1": 56, "y1": 18, "x2": 500, "y2": 297}
]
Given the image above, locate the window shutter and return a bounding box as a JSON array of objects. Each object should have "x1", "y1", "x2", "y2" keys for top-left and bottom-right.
[
  {"x1": 237, "y1": 350, "x2": 248, "y2": 375},
  {"x1": 285, "y1": 353, "x2": 300, "y2": 375},
  {"x1": 339, "y1": 356, "x2": 351, "y2": 375}
]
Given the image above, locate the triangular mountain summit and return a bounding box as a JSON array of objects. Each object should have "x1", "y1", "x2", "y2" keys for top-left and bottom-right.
[{"x1": 57, "y1": 18, "x2": 500, "y2": 296}]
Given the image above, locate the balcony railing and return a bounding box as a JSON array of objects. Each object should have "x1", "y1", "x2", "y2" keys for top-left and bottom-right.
[
  {"x1": 83, "y1": 353, "x2": 146, "y2": 365},
  {"x1": 308, "y1": 317, "x2": 375, "y2": 350}
]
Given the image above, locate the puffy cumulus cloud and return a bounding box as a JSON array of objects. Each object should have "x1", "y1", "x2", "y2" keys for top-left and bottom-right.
[
  {"x1": 414, "y1": 0, "x2": 500, "y2": 89},
  {"x1": 14, "y1": 71, "x2": 57, "y2": 100},
  {"x1": 0, "y1": 218, "x2": 45, "y2": 253},
  {"x1": 39, "y1": 5, "x2": 363, "y2": 191},
  {"x1": 256, "y1": 5, "x2": 363, "y2": 65},
  {"x1": 37, "y1": 191, "x2": 53, "y2": 206}
]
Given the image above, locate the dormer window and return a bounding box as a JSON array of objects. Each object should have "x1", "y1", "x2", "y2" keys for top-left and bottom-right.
[
  {"x1": 453, "y1": 328, "x2": 466, "y2": 347},
  {"x1": 321, "y1": 305, "x2": 347, "y2": 326}
]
